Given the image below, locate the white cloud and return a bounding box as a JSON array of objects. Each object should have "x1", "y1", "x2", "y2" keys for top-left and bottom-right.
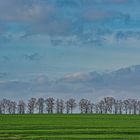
[{"x1": 60, "y1": 72, "x2": 91, "y2": 82}]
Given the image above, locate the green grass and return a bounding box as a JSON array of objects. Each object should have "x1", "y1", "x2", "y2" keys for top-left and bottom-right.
[{"x1": 0, "y1": 114, "x2": 140, "y2": 139}]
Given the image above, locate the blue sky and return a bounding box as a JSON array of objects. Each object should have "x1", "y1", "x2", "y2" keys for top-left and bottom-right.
[{"x1": 0, "y1": 0, "x2": 140, "y2": 99}]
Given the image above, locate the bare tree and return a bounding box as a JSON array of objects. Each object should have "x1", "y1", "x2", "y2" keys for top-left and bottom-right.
[
  {"x1": 10, "y1": 101, "x2": 17, "y2": 114},
  {"x1": 6, "y1": 99, "x2": 12, "y2": 114},
  {"x1": 45, "y1": 97, "x2": 55, "y2": 114},
  {"x1": 0, "y1": 101, "x2": 2, "y2": 114},
  {"x1": 117, "y1": 100, "x2": 123, "y2": 114},
  {"x1": 56, "y1": 99, "x2": 65, "y2": 114},
  {"x1": 18, "y1": 100, "x2": 26, "y2": 114},
  {"x1": 59, "y1": 99, "x2": 65, "y2": 114},
  {"x1": 0, "y1": 100, "x2": 4, "y2": 114},
  {"x1": 131, "y1": 99, "x2": 138, "y2": 115},
  {"x1": 56, "y1": 99, "x2": 60, "y2": 114},
  {"x1": 123, "y1": 100, "x2": 129, "y2": 114},
  {"x1": 137, "y1": 101, "x2": 140, "y2": 114},
  {"x1": 103, "y1": 97, "x2": 115, "y2": 114},
  {"x1": 97, "y1": 100, "x2": 105, "y2": 114},
  {"x1": 79, "y1": 99, "x2": 91, "y2": 114},
  {"x1": 95, "y1": 104, "x2": 100, "y2": 114},
  {"x1": 127, "y1": 99, "x2": 133, "y2": 114},
  {"x1": 36, "y1": 98, "x2": 44, "y2": 114},
  {"x1": 88, "y1": 102, "x2": 94, "y2": 114},
  {"x1": 66, "y1": 99, "x2": 76, "y2": 114},
  {"x1": 109, "y1": 97, "x2": 116, "y2": 114},
  {"x1": 0, "y1": 99, "x2": 9, "y2": 114},
  {"x1": 6, "y1": 100, "x2": 17, "y2": 114},
  {"x1": 27, "y1": 98, "x2": 36, "y2": 114}
]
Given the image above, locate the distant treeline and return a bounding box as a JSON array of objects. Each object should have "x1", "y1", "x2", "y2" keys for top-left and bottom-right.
[{"x1": 0, "y1": 97, "x2": 140, "y2": 115}]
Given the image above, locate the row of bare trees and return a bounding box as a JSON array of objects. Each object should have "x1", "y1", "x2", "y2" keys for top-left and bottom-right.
[{"x1": 0, "y1": 97, "x2": 140, "y2": 115}]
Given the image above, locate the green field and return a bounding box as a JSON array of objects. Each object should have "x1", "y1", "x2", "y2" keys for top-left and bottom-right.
[{"x1": 0, "y1": 114, "x2": 140, "y2": 140}]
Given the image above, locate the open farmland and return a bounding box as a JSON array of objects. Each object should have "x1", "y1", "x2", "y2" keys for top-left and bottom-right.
[{"x1": 0, "y1": 115, "x2": 140, "y2": 139}]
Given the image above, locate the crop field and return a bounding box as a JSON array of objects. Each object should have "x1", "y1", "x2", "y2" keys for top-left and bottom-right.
[{"x1": 0, "y1": 114, "x2": 140, "y2": 140}]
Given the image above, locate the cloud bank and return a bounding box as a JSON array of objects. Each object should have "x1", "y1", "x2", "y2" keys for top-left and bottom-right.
[{"x1": 1, "y1": 65, "x2": 140, "y2": 100}]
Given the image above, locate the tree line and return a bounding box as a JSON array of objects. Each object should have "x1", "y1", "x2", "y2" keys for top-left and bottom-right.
[{"x1": 0, "y1": 97, "x2": 140, "y2": 115}]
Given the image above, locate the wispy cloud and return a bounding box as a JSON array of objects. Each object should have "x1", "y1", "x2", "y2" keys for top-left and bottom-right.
[
  {"x1": 24, "y1": 53, "x2": 41, "y2": 61},
  {"x1": 0, "y1": 0, "x2": 139, "y2": 41}
]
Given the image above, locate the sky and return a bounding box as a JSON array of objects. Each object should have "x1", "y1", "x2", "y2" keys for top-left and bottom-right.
[{"x1": 1, "y1": 0, "x2": 140, "y2": 100}]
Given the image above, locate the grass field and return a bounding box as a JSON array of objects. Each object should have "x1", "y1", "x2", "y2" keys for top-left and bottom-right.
[{"x1": 0, "y1": 114, "x2": 140, "y2": 140}]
